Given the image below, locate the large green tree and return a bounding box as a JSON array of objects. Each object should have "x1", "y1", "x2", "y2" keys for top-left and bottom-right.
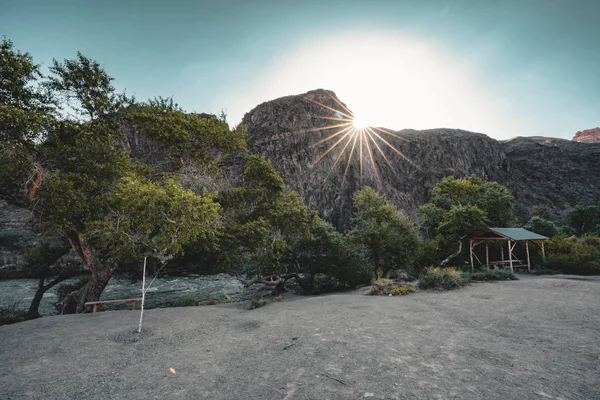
[
  {"x1": 347, "y1": 187, "x2": 421, "y2": 277},
  {"x1": 1, "y1": 41, "x2": 245, "y2": 312},
  {"x1": 419, "y1": 175, "x2": 513, "y2": 266}
]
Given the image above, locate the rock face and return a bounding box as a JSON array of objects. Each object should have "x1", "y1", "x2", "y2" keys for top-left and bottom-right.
[
  {"x1": 0, "y1": 200, "x2": 38, "y2": 278},
  {"x1": 573, "y1": 128, "x2": 600, "y2": 143},
  {"x1": 243, "y1": 89, "x2": 600, "y2": 228}
]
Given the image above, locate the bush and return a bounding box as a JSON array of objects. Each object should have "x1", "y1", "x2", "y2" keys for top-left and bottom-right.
[
  {"x1": 418, "y1": 267, "x2": 468, "y2": 290},
  {"x1": 370, "y1": 278, "x2": 414, "y2": 296},
  {"x1": 544, "y1": 235, "x2": 600, "y2": 275},
  {"x1": 0, "y1": 304, "x2": 28, "y2": 326},
  {"x1": 469, "y1": 270, "x2": 518, "y2": 281}
]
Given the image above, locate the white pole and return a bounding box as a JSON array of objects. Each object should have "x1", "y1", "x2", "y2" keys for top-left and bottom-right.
[{"x1": 137, "y1": 257, "x2": 147, "y2": 333}]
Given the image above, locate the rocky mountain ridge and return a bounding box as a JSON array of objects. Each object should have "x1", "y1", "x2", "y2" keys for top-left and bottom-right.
[{"x1": 243, "y1": 89, "x2": 600, "y2": 228}]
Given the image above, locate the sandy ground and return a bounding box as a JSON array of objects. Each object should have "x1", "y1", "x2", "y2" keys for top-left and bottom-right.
[{"x1": 1, "y1": 275, "x2": 599, "y2": 400}]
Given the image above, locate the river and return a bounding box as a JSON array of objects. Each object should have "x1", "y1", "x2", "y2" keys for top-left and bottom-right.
[{"x1": 0, "y1": 274, "x2": 270, "y2": 315}]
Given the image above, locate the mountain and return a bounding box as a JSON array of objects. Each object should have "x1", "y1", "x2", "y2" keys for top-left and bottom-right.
[{"x1": 243, "y1": 89, "x2": 600, "y2": 229}]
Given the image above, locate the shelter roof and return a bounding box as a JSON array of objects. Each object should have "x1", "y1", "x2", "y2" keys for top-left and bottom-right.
[{"x1": 471, "y1": 228, "x2": 549, "y2": 241}]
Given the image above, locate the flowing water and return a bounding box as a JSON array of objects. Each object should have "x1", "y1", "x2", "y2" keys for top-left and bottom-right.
[{"x1": 0, "y1": 274, "x2": 269, "y2": 315}]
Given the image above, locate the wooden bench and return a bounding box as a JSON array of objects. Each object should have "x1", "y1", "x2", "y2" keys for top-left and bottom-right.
[
  {"x1": 487, "y1": 260, "x2": 527, "y2": 272},
  {"x1": 85, "y1": 298, "x2": 142, "y2": 313}
]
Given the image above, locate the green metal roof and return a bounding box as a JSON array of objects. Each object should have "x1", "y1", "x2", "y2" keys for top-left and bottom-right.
[{"x1": 487, "y1": 228, "x2": 549, "y2": 240}]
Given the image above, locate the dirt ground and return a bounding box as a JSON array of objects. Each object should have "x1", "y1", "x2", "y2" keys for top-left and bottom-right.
[{"x1": 1, "y1": 275, "x2": 599, "y2": 400}]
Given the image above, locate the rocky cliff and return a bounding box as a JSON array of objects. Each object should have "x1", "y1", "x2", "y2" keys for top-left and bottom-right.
[
  {"x1": 243, "y1": 89, "x2": 600, "y2": 228},
  {"x1": 573, "y1": 128, "x2": 600, "y2": 143}
]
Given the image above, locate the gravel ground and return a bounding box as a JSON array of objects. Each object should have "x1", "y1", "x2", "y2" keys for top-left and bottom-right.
[{"x1": 1, "y1": 275, "x2": 599, "y2": 400}]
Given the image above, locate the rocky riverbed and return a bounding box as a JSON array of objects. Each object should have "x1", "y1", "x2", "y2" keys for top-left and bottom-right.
[{"x1": 0, "y1": 274, "x2": 270, "y2": 315}]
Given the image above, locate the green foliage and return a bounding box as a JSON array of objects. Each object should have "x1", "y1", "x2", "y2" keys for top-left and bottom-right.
[
  {"x1": 46, "y1": 52, "x2": 124, "y2": 119},
  {"x1": 418, "y1": 176, "x2": 514, "y2": 266},
  {"x1": 220, "y1": 155, "x2": 311, "y2": 279},
  {"x1": 418, "y1": 267, "x2": 468, "y2": 290},
  {"x1": 347, "y1": 187, "x2": 420, "y2": 277},
  {"x1": 524, "y1": 216, "x2": 558, "y2": 238},
  {"x1": 438, "y1": 205, "x2": 489, "y2": 239},
  {"x1": 544, "y1": 235, "x2": 600, "y2": 275},
  {"x1": 123, "y1": 100, "x2": 245, "y2": 165},
  {"x1": 566, "y1": 205, "x2": 600, "y2": 237},
  {"x1": 469, "y1": 270, "x2": 518, "y2": 281},
  {"x1": 0, "y1": 38, "x2": 55, "y2": 145},
  {"x1": 0, "y1": 304, "x2": 28, "y2": 326},
  {"x1": 371, "y1": 278, "x2": 414, "y2": 296},
  {"x1": 295, "y1": 215, "x2": 373, "y2": 289}
]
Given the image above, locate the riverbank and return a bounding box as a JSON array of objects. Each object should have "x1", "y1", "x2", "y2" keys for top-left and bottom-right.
[{"x1": 0, "y1": 274, "x2": 270, "y2": 315}]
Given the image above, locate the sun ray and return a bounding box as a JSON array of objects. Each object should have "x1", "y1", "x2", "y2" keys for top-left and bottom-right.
[
  {"x1": 310, "y1": 125, "x2": 354, "y2": 148},
  {"x1": 312, "y1": 128, "x2": 357, "y2": 165},
  {"x1": 314, "y1": 115, "x2": 354, "y2": 122},
  {"x1": 365, "y1": 128, "x2": 396, "y2": 173},
  {"x1": 305, "y1": 97, "x2": 355, "y2": 120},
  {"x1": 367, "y1": 127, "x2": 415, "y2": 166},
  {"x1": 343, "y1": 133, "x2": 359, "y2": 183},
  {"x1": 324, "y1": 90, "x2": 355, "y2": 118},
  {"x1": 299, "y1": 122, "x2": 353, "y2": 134},
  {"x1": 371, "y1": 126, "x2": 411, "y2": 142},
  {"x1": 359, "y1": 129, "x2": 364, "y2": 182},
  {"x1": 298, "y1": 93, "x2": 417, "y2": 184},
  {"x1": 364, "y1": 130, "x2": 382, "y2": 186}
]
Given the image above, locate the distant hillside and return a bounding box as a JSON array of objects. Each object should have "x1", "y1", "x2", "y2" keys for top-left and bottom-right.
[{"x1": 243, "y1": 89, "x2": 600, "y2": 229}]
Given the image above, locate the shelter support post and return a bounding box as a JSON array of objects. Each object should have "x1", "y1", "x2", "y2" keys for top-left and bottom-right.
[
  {"x1": 501, "y1": 244, "x2": 505, "y2": 261},
  {"x1": 469, "y1": 239, "x2": 474, "y2": 272},
  {"x1": 508, "y1": 240, "x2": 514, "y2": 273},
  {"x1": 526, "y1": 240, "x2": 531, "y2": 273},
  {"x1": 485, "y1": 241, "x2": 489, "y2": 268},
  {"x1": 541, "y1": 241, "x2": 546, "y2": 261}
]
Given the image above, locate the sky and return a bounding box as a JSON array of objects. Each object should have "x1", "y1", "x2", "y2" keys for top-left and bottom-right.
[{"x1": 2, "y1": 0, "x2": 599, "y2": 140}]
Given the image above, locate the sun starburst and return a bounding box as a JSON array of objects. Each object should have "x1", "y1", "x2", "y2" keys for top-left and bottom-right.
[{"x1": 302, "y1": 91, "x2": 414, "y2": 186}]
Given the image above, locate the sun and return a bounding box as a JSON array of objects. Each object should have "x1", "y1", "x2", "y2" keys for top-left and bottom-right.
[
  {"x1": 352, "y1": 115, "x2": 369, "y2": 130},
  {"x1": 302, "y1": 90, "x2": 414, "y2": 187}
]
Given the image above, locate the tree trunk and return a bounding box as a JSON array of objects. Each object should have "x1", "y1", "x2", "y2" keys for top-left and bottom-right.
[
  {"x1": 62, "y1": 229, "x2": 118, "y2": 314},
  {"x1": 62, "y1": 265, "x2": 117, "y2": 313},
  {"x1": 440, "y1": 237, "x2": 465, "y2": 267},
  {"x1": 27, "y1": 272, "x2": 85, "y2": 318},
  {"x1": 26, "y1": 278, "x2": 46, "y2": 319}
]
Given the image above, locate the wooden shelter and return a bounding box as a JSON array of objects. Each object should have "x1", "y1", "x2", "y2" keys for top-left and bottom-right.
[{"x1": 469, "y1": 228, "x2": 549, "y2": 273}]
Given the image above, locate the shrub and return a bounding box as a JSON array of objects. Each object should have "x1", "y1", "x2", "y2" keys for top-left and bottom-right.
[
  {"x1": 0, "y1": 304, "x2": 28, "y2": 326},
  {"x1": 544, "y1": 235, "x2": 600, "y2": 275},
  {"x1": 418, "y1": 267, "x2": 468, "y2": 290},
  {"x1": 469, "y1": 270, "x2": 518, "y2": 281},
  {"x1": 207, "y1": 298, "x2": 217, "y2": 306},
  {"x1": 370, "y1": 278, "x2": 414, "y2": 296}
]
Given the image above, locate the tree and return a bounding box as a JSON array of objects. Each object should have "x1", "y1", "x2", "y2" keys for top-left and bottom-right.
[
  {"x1": 0, "y1": 38, "x2": 56, "y2": 204},
  {"x1": 294, "y1": 214, "x2": 373, "y2": 291},
  {"x1": 347, "y1": 187, "x2": 421, "y2": 277},
  {"x1": 1, "y1": 41, "x2": 245, "y2": 312},
  {"x1": 524, "y1": 216, "x2": 558, "y2": 238},
  {"x1": 419, "y1": 176, "x2": 513, "y2": 266},
  {"x1": 220, "y1": 155, "x2": 311, "y2": 293},
  {"x1": 566, "y1": 205, "x2": 600, "y2": 237}
]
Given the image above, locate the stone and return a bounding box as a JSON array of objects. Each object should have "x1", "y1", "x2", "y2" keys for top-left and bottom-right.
[{"x1": 573, "y1": 128, "x2": 600, "y2": 143}]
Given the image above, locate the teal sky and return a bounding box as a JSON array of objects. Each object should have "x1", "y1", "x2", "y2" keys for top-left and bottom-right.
[{"x1": 2, "y1": 0, "x2": 599, "y2": 139}]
